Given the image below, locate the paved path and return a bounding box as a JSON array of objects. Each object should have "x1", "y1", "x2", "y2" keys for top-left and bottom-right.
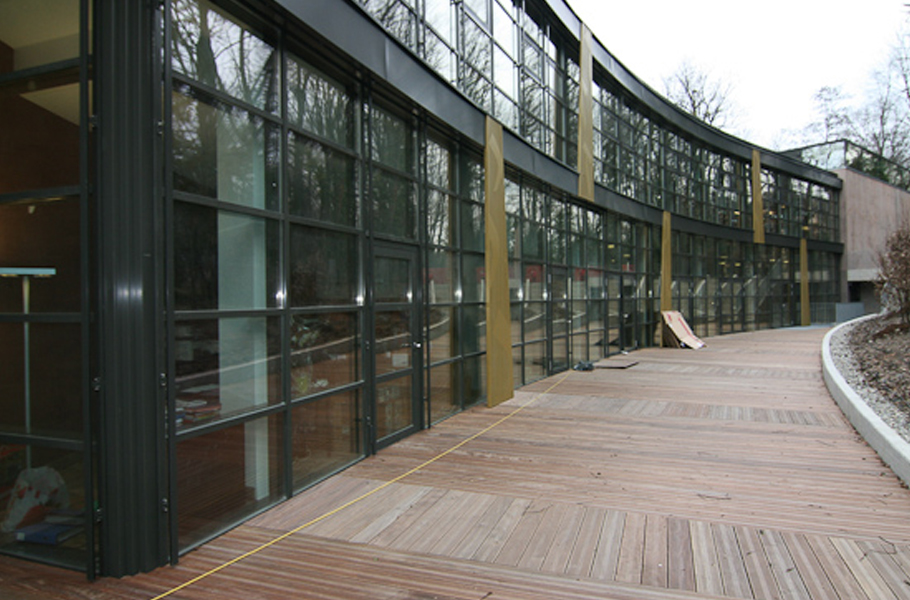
[{"x1": 4, "y1": 327, "x2": 910, "y2": 599}]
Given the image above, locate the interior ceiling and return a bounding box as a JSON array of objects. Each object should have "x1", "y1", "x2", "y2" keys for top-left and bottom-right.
[
  {"x1": 0, "y1": 1, "x2": 81, "y2": 125},
  {"x1": 0, "y1": 0, "x2": 79, "y2": 49}
]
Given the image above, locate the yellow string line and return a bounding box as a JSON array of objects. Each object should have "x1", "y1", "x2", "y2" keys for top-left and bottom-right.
[{"x1": 150, "y1": 372, "x2": 570, "y2": 600}]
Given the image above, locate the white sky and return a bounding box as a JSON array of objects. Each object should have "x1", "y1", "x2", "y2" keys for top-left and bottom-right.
[{"x1": 567, "y1": 0, "x2": 909, "y2": 149}]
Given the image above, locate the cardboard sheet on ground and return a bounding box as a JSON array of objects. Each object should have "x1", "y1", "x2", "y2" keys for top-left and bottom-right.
[{"x1": 661, "y1": 310, "x2": 706, "y2": 349}]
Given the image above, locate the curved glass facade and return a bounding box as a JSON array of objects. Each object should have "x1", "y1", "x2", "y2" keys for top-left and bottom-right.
[{"x1": 0, "y1": 0, "x2": 843, "y2": 577}]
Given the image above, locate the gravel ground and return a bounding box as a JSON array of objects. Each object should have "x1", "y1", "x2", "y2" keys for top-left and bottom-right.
[{"x1": 828, "y1": 313, "x2": 910, "y2": 444}]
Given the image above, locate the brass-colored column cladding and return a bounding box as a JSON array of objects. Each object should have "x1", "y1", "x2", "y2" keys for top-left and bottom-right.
[
  {"x1": 484, "y1": 117, "x2": 514, "y2": 407},
  {"x1": 752, "y1": 149, "x2": 765, "y2": 244},
  {"x1": 577, "y1": 24, "x2": 595, "y2": 202},
  {"x1": 800, "y1": 238, "x2": 811, "y2": 326}
]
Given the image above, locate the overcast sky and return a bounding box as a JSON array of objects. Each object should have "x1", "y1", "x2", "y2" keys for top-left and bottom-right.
[{"x1": 567, "y1": 0, "x2": 909, "y2": 149}]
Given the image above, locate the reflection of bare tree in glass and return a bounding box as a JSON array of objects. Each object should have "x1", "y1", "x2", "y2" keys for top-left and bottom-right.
[
  {"x1": 171, "y1": 0, "x2": 276, "y2": 110},
  {"x1": 358, "y1": 0, "x2": 417, "y2": 51}
]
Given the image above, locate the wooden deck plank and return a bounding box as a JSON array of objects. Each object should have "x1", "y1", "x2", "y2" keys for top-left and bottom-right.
[
  {"x1": 448, "y1": 494, "x2": 514, "y2": 560},
  {"x1": 427, "y1": 491, "x2": 498, "y2": 556},
  {"x1": 803, "y1": 534, "x2": 872, "y2": 600},
  {"x1": 365, "y1": 486, "x2": 448, "y2": 548},
  {"x1": 517, "y1": 502, "x2": 569, "y2": 571},
  {"x1": 642, "y1": 513, "x2": 669, "y2": 589},
  {"x1": 830, "y1": 536, "x2": 900, "y2": 600},
  {"x1": 780, "y1": 532, "x2": 840, "y2": 600},
  {"x1": 690, "y1": 519, "x2": 724, "y2": 596},
  {"x1": 390, "y1": 489, "x2": 474, "y2": 553},
  {"x1": 540, "y1": 502, "x2": 586, "y2": 574},
  {"x1": 565, "y1": 505, "x2": 606, "y2": 578},
  {"x1": 495, "y1": 499, "x2": 551, "y2": 567},
  {"x1": 348, "y1": 483, "x2": 432, "y2": 544},
  {"x1": 737, "y1": 525, "x2": 783, "y2": 600},
  {"x1": 615, "y1": 511, "x2": 646, "y2": 584},
  {"x1": 668, "y1": 516, "x2": 696, "y2": 592},
  {"x1": 713, "y1": 523, "x2": 752, "y2": 599},
  {"x1": 590, "y1": 509, "x2": 626, "y2": 580},
  {"x1": 471, "y1": 497, "x2": 532, "y2": 563},
  {"x1": 760, "y1": 528, "x2": 812, "y2": 600},
  {"x1": 855, "y1": 540, "x2": 910, "y2": 599}
]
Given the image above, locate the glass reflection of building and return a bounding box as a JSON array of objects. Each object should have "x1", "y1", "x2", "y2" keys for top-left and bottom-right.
[{"x1": 0, "y1": 0, "x2": 842, "y2": 578}]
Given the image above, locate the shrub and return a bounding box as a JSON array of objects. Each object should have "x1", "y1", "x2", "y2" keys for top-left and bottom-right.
[{"x1": 876, "y1": 222, "x2": 910, "y2": 325}]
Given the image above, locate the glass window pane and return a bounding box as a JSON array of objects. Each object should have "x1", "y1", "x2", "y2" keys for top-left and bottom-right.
[
  {"x1": 375, "y1": 310, "x2": 411, "y2": 376},
  {"x1": 172, "y1": 89, "x2": 279, "y2": 210},
  {"x1": 429, "y1": 362, "x2": 459, "y2": 424},
  {"x1": 0, "y1": 199, "x2": 81, "y2": 313},
  {"x1": 464, "y1": 0, "x2": 487, "y2": 24},
  {"x1": 425, "y1": 0, "x2": 454, "y2": 45},
  {"x1": 289, "y1": 226, "x2": 359, "y2": 307},
  {"x1": 0, "y1": 447, "x2": 89, "y2": 566},
  {"x1": 0, "y1": 76, "x2": 80, "y2": 196},
  {"x1": 461, "y1": 253, "x2": 485, "y2": 303},
  {"x1": 175, "y1": 317, "x2": 281, "y2": 428},
  {"x1": 290, "y1": 312, "x2": 359, "y2": 399},
  {"x1": 463, "y1": 354, "x2": 485, "y2": 405},
  {"x1": 427, "y1": 249, "x2": 456, "y2": 304},
  {"x1": 374, "y1": 256, "x2": 411, "y2": 303},
  {"x1": 428, "y1": 306, "x2": 456, "y2": 363},
  {"x1": 371, "y1": 108, "x2": 413, "y2": 173},
  {"x1": 0, "y1": 2, "x2": 80, "y2": 70},
  {"x1": 427, "y1": 190, "x2": 454, "y2": 247},
  {"x1": 524, "y1": 302, "x2": 545, "y2": 341},
  {"x1": 372, "y1": 169, "x2": 417, "y2": 240},
  {"x1": 375, "y1": 375, "x2": 412, "y2": 440},
  {"x1": 426, "y1": 31, "x2": 456, "y2": 84},
  {"x1": 427, "y1": 140, "x2": 453, "y2": 191},
  {"x1": 524, "y1": 340, "x2": 546, "y2": 382},
  {"x1": 493, "y1": 46, "x2": 515, "y2": 99},
  {"x1": 174, "y1": 203, "x2": 280, "y2": 311},
  {"x1": 0, "y1": 323, "x2": 82, "y2": 436},
  {"x1": 171, "y1": 0, "x2": 277, "y2": 111},
  {"x1": 286, "y1": 55, "x2": 353, "y2": 148},
  {"x1": 177, "y1": 415, "x2": 284, "y2": 550},
  {"x1": 292, "y1": 390, "x2": 362, "y2": 491},
  {"x1": 461, "y1": 201, "x2": 484, "y2": 252},
  {"x1": 523, "y1": 264, "x2": 545, "y2": 301},
  {"x1": 459, "y1": 153, "x2": 484, "y2": 202},
  {"x1": 462, "y1": 304, "x2": 486, "y2": 354},
  {"x1": 288, "y1": 133, "x2": 358, "y2": 227}
]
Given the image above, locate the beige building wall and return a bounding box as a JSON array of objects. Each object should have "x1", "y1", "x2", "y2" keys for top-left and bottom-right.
[{"x1": 836, "y1": 168, "x2": 910, "y2": 311}]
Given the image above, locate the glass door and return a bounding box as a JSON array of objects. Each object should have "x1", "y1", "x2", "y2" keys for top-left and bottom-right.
[{"x1": 371, "y1": 244, "x2": 421, "y2": 450}]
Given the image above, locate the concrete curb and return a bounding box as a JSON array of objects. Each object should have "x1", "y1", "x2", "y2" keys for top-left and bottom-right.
[{"x1": 822, "y1": 315, "x2": 910, "y2": 487}]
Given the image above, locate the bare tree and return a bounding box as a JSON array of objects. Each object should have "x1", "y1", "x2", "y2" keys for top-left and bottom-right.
[
  {"x1": 663, "y1": 59, "x2": 737, "y2": 130},
  {"x1": 800, "y1": 25, "x2": 910, "y2": 170},
  {"x1": 876, "y1": 222, "x2": 910, "y2": 325}
]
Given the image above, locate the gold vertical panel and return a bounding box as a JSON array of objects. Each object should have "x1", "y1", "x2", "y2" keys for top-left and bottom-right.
[
  {"x1": 660, "y1": 211, "x2": 673, "y2": 314},
  {"x1": 577, "y1": 24, "x2": 595, "y2": 202},
  {"x1": 484, "y1": 117, "x2": 514, "y2": 407},
  {"x1": 800, "y1": 238, "x2": 811, "y2": 326},
  {"x1": 752, "y1": 149, "x2": 765, "y2": 244}
]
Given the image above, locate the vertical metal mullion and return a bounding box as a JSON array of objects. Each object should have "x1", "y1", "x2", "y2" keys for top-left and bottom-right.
[
  {"x1": 161, "y1": 0, "x2": 179, "y2": 566},
  {"x1": 362, "y1": 78, "x2": 375, "y2": 456},
  {"x1": 82, "y1": 0, "x2": 95, "y2": 580},
  {"x1": 278, "y1": 24, "x2": 294, "y2": 500}
]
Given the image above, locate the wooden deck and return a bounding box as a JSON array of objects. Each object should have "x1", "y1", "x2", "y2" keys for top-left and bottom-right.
[{"x1": 4, "y1": 327, "x2": 910, "y2": 599}]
